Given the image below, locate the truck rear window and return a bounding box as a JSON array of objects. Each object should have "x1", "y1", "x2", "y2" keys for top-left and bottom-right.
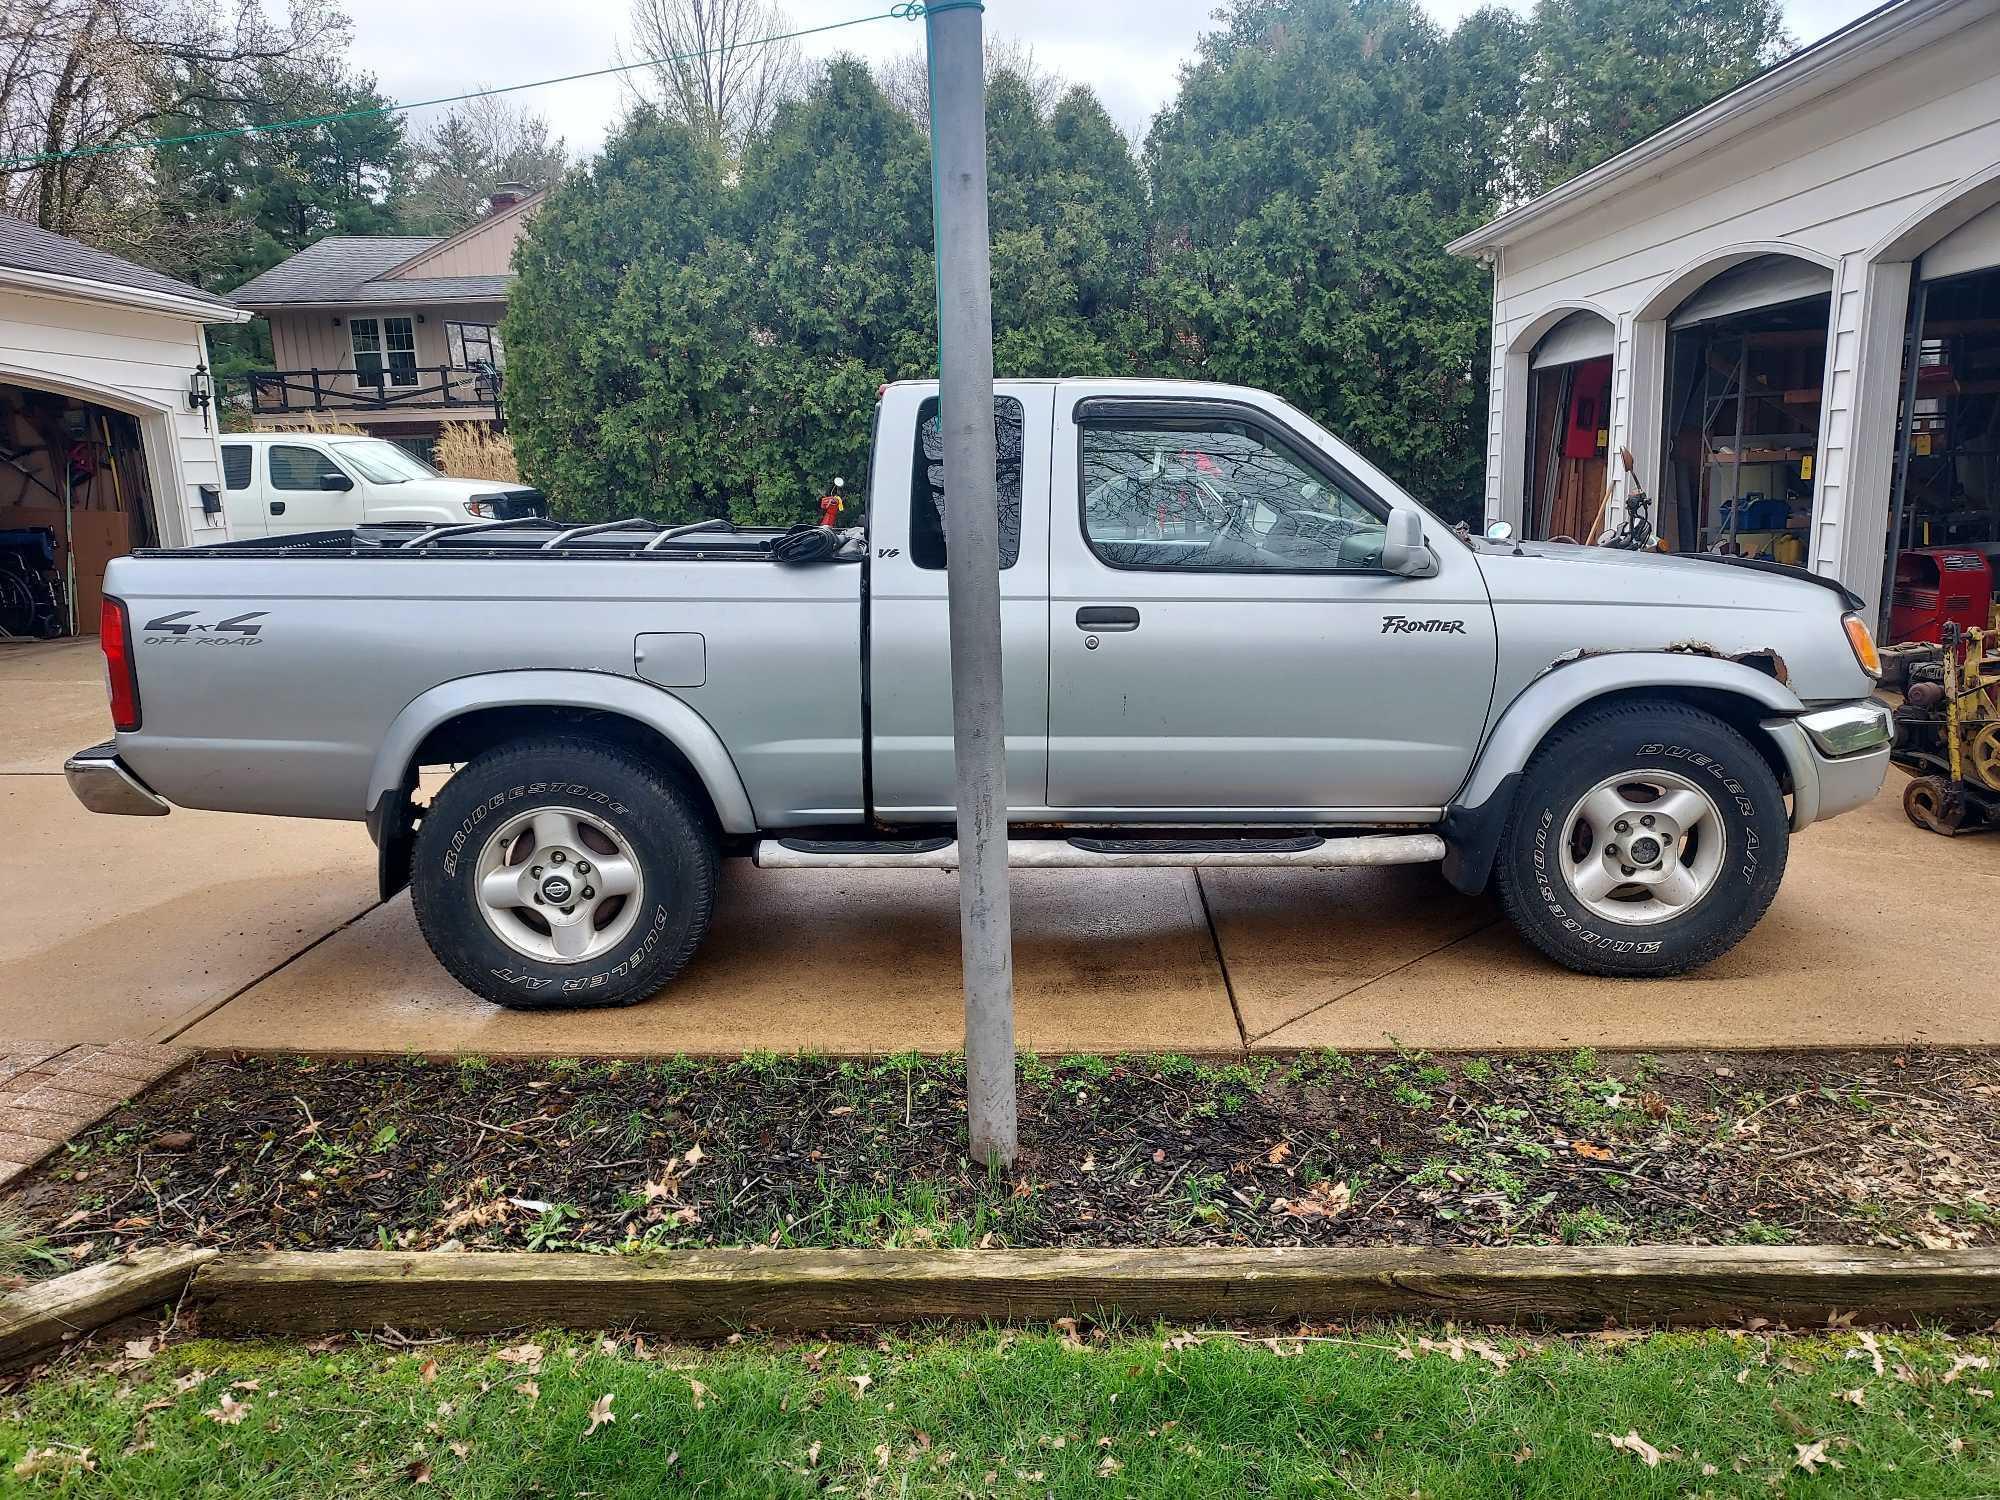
[{"x1": 910, "y1": 396, "x2": 1023, "y2": 571}]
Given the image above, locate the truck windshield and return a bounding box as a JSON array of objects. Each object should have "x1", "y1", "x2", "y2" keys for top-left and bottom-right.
[{"x1": 329, "y1": 440, "x2": 442, "y2": 484}]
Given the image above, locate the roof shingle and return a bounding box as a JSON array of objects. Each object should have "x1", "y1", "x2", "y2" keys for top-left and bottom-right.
[
  {"x1": 229, "y1": 236, "x2": 444, "y2": 305},
  {"x1": 0, "y1": 212, "x2": 237, "y2": 312}
]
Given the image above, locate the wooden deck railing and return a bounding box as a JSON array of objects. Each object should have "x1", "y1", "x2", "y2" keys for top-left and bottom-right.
[{"x1": 243, "y1": 364, "x2": 503, "y2": 416}]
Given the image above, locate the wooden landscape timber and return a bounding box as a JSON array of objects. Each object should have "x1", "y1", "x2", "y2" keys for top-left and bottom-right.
[
  {"x1": 186, "y1": 1245, "x2": 2000, "y2": 1341},
  {"x1": 0, "y1": 1247, "x2": 214, "y2": 1370}
]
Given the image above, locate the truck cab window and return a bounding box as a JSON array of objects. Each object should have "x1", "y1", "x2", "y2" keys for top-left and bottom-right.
[
  {"x1": 269, "y1": 444, "x2": 344, "y2": 491},
  {"x1": 910, "y1": 395, "x2": 1024, "y2": 571},
  {"x1": 1080, "y1": 419, "x2": 1386, "y2": 572},
  {"x1": 220, "y1": 444, "x2": 252, "y2": 491}
]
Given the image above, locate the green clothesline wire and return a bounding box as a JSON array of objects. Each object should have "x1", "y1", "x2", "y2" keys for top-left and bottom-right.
[{"x1": 2, "y1": 4, "x2": 939, "y2": 174}]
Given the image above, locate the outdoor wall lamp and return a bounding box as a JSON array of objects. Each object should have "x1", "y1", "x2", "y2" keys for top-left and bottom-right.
[{"x1": 187, "y1": 363, "x2": 212, "y2": 417}]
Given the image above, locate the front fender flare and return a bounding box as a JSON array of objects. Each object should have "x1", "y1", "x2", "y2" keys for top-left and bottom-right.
[
  {"x1": 364, "y1": 670, "x2": 758, "y2": 837},
  {"x1": 1440, "y1": 652, "x2": 1804, "y2": 894}
]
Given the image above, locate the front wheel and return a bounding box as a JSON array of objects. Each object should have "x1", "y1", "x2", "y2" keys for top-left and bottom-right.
[
  {"x1": 410, "y1": 736, "x2": 719, "y2": 1009},
  {"x1": 1493, "y1": 702, "x2": 1788, "y2": 977}
]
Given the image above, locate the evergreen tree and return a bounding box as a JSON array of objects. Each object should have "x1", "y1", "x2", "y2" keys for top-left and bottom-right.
[
  {"x1": 1511, "y1": 0, "x2": 1790, "y2": 197},
  {"x1": 505, "y1": 110, "x2": 742, "y2": 524},
  {"x1": 1139, "y1": 0, "x2": 1512, "y2": 517}
]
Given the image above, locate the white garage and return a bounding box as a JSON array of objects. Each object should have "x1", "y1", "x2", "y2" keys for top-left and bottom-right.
[
  {"x1": 1452, "y1": 0, "x2": 2000, "y2": 635},
  {"x1": 0, "y1": 213, "x2": 248, "y2": 637}
]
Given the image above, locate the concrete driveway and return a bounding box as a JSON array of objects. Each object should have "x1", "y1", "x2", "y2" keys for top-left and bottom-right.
[{"x1": 9, "y1": 636, "x2": 1998, "y2": 1057}]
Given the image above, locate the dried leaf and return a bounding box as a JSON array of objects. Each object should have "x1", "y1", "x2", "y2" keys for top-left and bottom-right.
[
  {"x1": 687, "y1": 1378, "x2": 711, "y2": 1410},
  {"x1": 495, "y1": 1342, "x2": 544, "y2": 1372},
  {"x1": 1602, "y1": 1429, "x2": 1662, "y2": 1467},
  {"x1": 12, "y1": 1448, "x2": 94, "y2": 1478},
  {"x1": 205, "y1": 1393, "x2": 250, "y2": 1426},
  {"x1": 1165, "y1": 1331, "x2": 1202, "y2": 1352},
  {"x1": 418, "y1": 1358, "x2": 438, "y2": 1385},
  {"x1": 448, "y1": 1442, "x2": 471, "y2": 1460},
  {"x1": 1795, "y1": 1441, "x2": 1829, "y2": 1474},
  {"x1": 1572, "y1": 1140, "x2": 1615, "y2": 1161},
  {"x1": 1097, "y1": 1455, "x2": 1123, "y2": 1475},
  {"x1": 584, "y1": 1393, "x2": 615, "y2": 1437},
  {"x1": 684, "y1": 1142, "x2": 705, "y2": 1167},
  {"x1": 1265, "y1": 1142, "x2": 1293, "y2": 1165},
  {"x1": 1939, "y1": 1353, "x2": 1989, "y2": 1385},
  {"x1": 514, "y1": 1379, "x2": 540, "y2": 1404},
  {"x1": 806, "y1": 1440, "x2": 822, "y2": 1467},
  {"x1": 848, "y1": 1373, "x2": 873, "y2": 1396},
  {"x1": 1849, "y1": 1331, "x2": 1886, "y2": 1377},
  {"x1": 405, "y1": 1458, "x2": 433, "y2": 1485},
  {"x1": 123, "y1": 1336, "x2": 157, "y2": 1362},
  {"x1": 1272, "y1": 1180, "x2": 1351, "y2": 1220}
]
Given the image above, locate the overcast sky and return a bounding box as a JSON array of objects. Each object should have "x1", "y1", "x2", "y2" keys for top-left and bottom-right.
[{"x1": 343, "y1": 0, "x2": 1886, "y2": 159}]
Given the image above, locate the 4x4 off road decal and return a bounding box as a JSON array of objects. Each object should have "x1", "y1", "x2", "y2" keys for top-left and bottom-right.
[{"x1": 142, "y1": 609, "x2": 267, "y2": 645}]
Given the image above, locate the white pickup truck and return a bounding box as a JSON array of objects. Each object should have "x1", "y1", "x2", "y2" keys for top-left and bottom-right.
[
  {"x1": 71, "y1": 380, "x2": 1891, "y2": 1010},
  {"x1": 218, "y1": 433, "x2": 547, "y2": 539}
]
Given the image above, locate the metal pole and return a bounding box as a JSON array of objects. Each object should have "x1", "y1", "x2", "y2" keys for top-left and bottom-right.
[{"x1": 924, "y1": 0, "x2": 1016, "y2": 1168}]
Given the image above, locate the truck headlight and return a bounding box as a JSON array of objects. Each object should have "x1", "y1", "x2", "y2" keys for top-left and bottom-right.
[
  {"x1": 1842, "y1": 613, "x2": 1881, "y2": 679},
  {"x1": 463, "y1": 499, "x2": 497, "y2": 518}
]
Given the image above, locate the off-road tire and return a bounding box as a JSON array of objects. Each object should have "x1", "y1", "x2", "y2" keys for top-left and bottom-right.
[
  {"x1": 1493, "y1": 701, "x2": 1788, "y2": 978},
  {"x1": 410, "y1": 736, "x2": 719, "y2": 1009}
]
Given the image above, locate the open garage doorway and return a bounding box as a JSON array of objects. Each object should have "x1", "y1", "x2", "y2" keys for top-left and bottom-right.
[
  {"x1": 1524, "y1": 312, "x2": 1614, "y2": 541},
  {"x1": 1660, "y1": 256, "x2": 1832, "y2": 560},
  {"x1": 0, "y1": 383, "x2": 156, "y2": 639},
  {"x1": 1886, "y1": 263, "x2": 2000, "y2": 642}
]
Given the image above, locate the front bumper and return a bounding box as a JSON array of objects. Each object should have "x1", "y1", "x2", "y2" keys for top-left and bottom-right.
[
  {"x1": 65, "y1": 741, "x2": 169, "y2": 816},
  {"x1": 1762, "y1": 700, "x2": 1893, "y2": 831}
]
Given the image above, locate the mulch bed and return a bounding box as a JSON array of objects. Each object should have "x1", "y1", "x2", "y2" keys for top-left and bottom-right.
[{"x1": 6, "y1": 1048, "x2": 1997, "y2": 1268}]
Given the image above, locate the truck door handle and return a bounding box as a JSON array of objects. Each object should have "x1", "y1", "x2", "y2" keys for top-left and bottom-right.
[
  {"x1": 1076, "y1": 606, "x2": 1140, "y2": 632},
  {"x1": 269, "y1": 501, "x2": 286, "y2": 516}
]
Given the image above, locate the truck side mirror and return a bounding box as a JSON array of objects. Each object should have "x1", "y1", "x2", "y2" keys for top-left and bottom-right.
[
  {"x1": 320, "y1": 472, "x2": 354, "y2": 492},
  {"x1": 1381, "y1": 509, "x2": 1434, "y2": 577}
]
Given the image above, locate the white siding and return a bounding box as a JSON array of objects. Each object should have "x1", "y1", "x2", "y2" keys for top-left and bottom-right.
[
  {"x1": 0, "y1": 285, "x2": 233, "y2": 547},
  {"x1": 1481, "y1": 4, "x2": 2000, "y2": 614}
]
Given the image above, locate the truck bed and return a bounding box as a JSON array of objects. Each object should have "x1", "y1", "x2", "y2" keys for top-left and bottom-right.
[{"x1": 106, "y1": 520, "x2": 866, "y2": 827}]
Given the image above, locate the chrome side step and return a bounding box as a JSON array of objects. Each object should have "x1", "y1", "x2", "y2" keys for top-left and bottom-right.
[{"x1": 754, "y1": 833, "x2": 1445, "y2": 870}]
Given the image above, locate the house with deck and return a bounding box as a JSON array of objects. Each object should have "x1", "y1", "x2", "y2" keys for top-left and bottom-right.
[{"x1": 229, "y1": 185, "x2": 542, "y2": 457}]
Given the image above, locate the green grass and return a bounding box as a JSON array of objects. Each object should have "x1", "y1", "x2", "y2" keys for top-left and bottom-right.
[{"x1": 5, "y1": 1326, "x2": 1997, "y2": 1496}]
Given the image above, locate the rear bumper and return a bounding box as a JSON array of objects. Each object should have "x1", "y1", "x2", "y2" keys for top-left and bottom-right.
[
  {"x1": 64, "y1": 741, "x2": 169, "y2": 816},
  {"x1": 1763, "y1": 700, "x2": 1893, "y2": 831}
]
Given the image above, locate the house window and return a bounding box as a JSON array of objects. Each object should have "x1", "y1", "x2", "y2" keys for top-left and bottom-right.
[
  {"x1": 446, "y1": 321, "x2": 504, "y2": 370},
  {"x1": 350, "y1": 316, "x2": 418, "y2": 387}
]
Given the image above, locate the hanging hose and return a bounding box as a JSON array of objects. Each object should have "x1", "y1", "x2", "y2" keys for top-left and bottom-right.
[{"x1": 770, "y1": 523, "x2": 845, "y2": 565}]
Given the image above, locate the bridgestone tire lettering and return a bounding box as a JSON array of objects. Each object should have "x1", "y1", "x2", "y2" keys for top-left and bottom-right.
[
  {"x1": 1492, "y1": 701, "x2": 1788, "y2": 978},
  {"x1": 411, "y1": 737, "x2": 718, "y2": 1010}
]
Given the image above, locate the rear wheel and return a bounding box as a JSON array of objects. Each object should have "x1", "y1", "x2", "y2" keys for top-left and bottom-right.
[
  {"x1": 1493, "y1": 702, "x2": 1788, "y2": 977},
  {"x1": 410, "y1": 736, "x2": 719, "y2": 1009}
]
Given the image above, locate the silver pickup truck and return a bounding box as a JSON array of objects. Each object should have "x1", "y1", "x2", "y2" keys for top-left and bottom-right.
[{"x1": 68, "y1": 379, "x2": 1892, "y2": 1009}]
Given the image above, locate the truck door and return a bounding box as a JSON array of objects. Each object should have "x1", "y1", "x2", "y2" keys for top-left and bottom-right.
[
  {"x1": 867, "y1": 382, "x2": 1053, "y2": 820},
  {"x1": 264, "y1": 441, "x2": 358, "y2": 535},
  {"x1": 1045, "y1": 385, "x2": 1496, "y2": 820}
]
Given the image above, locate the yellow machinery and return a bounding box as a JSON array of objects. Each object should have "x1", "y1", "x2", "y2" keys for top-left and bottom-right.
[{"x1": 1894, "y1": 623, "x2": 2000, "y2": 835}]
